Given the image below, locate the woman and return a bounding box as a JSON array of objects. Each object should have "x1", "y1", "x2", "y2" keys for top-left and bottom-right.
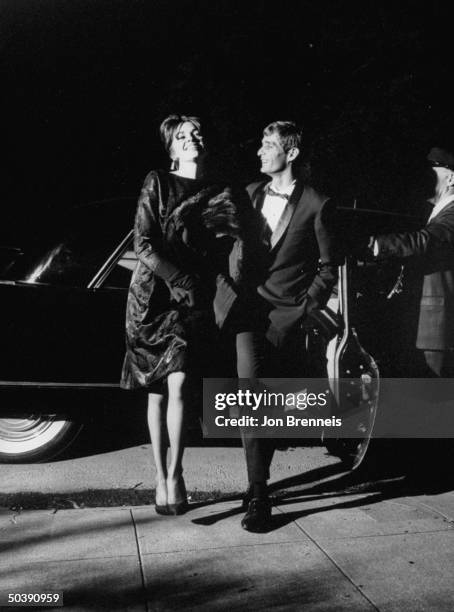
[{"x1": 121, "y1": 114, "x2": 261, "y2": 515}]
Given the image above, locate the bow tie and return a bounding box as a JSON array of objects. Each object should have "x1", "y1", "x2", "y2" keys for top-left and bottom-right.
[{"x1": 266, "y1": 185, "x2": 290, "y2": 200}]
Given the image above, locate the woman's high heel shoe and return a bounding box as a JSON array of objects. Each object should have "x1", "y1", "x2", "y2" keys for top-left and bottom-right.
[
  {"x1": 167, "y1": 476, "x2": 188, "y2": 515},
  {"x1": 155, "y1": 480, "x2": 170, "y2": 515}
]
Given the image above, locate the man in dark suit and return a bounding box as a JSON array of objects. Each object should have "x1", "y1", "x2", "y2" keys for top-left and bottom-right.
[
  {"x1": 239, "y1": 121, "x2": 340, "y2": 531},
  {"x1": 373, "y1": 146, "x2": 454, "y2": 377}
]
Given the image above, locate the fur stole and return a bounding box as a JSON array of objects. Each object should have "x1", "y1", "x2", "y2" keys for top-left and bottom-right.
[{"x1": 165, "y1": 185, "x2": 243, "y2": 241}]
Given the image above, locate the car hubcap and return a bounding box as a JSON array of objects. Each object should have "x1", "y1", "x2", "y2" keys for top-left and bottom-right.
[{"x1": 0, "y1": 416, "x2": 69, "y2": 455}]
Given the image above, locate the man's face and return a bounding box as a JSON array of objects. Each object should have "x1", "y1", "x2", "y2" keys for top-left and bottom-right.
[
  {"x1": 257, "y1": 132, "x2": 290, "y2": 176},
  {"x1": 430, "y1": 166, "x2": 453, "y2": 204}
]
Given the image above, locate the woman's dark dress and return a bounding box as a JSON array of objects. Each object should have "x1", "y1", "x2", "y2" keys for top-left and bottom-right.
[{"x1": 120, "y1": 170, "x2": 258, "y2": 391}]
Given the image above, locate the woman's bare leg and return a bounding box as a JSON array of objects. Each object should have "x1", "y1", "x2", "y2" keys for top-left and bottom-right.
[
  {"x1": 147, "y1": 392, "x2": 167, "y2": 505},
  {"x1": 166, "y1": 371, "x2": 186, "y2": 503}
]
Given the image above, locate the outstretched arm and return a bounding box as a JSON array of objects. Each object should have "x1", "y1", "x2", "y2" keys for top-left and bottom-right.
[{"x1": 375, "y1": 207, "x2": 454, "y2": 260}]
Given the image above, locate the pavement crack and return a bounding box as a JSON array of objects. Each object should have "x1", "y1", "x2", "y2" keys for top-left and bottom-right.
[
  {"x1": 130, "y1": 508, "x2": 149, "y2": 612},
  {"x1": 276, "y1": 506, "x2": 381, "y2": 611},
  {"x1": 414, "y1": 501, "x2": 454, "y2": 523},
  {"x1": 308, "y1": 526, "x2": 454, "y2": 541},
  {"x1": 4, "y1": 553, "x2": 138, "y2": 566},
  {"x1": 141, "y1": 540, "x2": 305, "y2": 556}
]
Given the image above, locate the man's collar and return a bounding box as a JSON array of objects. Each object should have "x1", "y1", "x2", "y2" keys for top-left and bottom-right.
[
  {"x1": 428, "y1": 193, "x2": 454, "y2": 221},
  {"x1": 267, "y1": 179, "x2": 296, "y2": 196}
]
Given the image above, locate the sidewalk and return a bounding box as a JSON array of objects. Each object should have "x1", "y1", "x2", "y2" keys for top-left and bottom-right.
[{"x1": 1, "y1": 474, "x2": 453, "y2": 611}]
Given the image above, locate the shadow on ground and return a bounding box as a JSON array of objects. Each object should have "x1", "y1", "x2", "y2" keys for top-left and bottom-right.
[{"x1": 191, "y1": 440, "x2": 454, "y2": 531}]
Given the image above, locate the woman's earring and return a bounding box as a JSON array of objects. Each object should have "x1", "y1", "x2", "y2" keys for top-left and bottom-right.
[{"x1": 170, "y1": 158, "x2": 179, "y2": 171}]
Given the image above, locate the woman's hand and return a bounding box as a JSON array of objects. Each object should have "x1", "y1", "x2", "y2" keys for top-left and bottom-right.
[{"x1": 169, "y1": 286, "x2": 195, "y2": 307}]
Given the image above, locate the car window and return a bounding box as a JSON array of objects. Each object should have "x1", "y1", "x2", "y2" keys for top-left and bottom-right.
[{"x1": 15, "y1": 199, "x2": 136, "y2": 287}]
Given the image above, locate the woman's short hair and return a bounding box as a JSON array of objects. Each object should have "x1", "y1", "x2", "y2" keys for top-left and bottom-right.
[
  {"x1": 159, "y1": 114, "x2": 202, "y2": 157},
  {"x1": 263, "y1": 121, "x2": 303, "y2": 152}
]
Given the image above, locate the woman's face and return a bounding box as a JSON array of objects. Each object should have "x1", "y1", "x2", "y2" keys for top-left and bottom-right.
[{"x1": 170, "y1": 121, "x2": 204, "y2": 163}]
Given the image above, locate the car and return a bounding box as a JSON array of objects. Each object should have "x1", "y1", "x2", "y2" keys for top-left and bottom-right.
[
  {"x1": 0, "y1": 198, "x2": 422, "y2": 463},
  {"x1": 0, "y1": 198, "x2": 138, "y2": 462}
]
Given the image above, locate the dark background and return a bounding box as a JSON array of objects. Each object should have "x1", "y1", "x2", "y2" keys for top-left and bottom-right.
[{"x1": 2, "y1": 0, "x2": 453, "y2": 244}]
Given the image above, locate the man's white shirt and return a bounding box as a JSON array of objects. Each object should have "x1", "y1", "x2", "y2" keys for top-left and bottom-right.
[
  {"x1": 261, "y1": 181, "x2": 296, "y2": 232},
  {"x1": 428, "y1": 194, "x2": 454, "y2": 222}
]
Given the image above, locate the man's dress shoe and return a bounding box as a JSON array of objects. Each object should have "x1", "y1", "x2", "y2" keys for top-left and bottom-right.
[
  {"x1": 241, "y1": 497, "x2": 272, "y2": 532},
  {"x1": 241, "y1": 485, "x2": 253, "y2": 510}
]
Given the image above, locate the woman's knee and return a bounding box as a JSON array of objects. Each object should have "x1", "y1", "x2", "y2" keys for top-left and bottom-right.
[
  {"x1": 147, "y1": 392, "x2": 164, "y2": 419},
  {"x1": 167, "y1": 371, "x2": 186, "y2": 400},
  {"x1": 148, "y1": 392, "x2": 164, "y2": 408}
]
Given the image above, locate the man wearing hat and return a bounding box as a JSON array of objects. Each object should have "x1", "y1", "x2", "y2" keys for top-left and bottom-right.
[{"x1": 372, "y1": 146, "x2": 454, "y2": 376}]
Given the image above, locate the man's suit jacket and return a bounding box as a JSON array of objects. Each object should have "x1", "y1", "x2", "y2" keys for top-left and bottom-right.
[
  {"x1": 376, "y1": 200, "x2": 454, "y2": 350},
  {"x1": 246, "y1": 179, "x2": 340, "y2": 346}
]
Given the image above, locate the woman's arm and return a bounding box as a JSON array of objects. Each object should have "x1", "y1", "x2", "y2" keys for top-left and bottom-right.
[
  {"x1": 134, "y1": 172, "x2": 194, "y2": 290},
  {"x1": 211, "y1": 187, "x2": 266, "y2": 288}
]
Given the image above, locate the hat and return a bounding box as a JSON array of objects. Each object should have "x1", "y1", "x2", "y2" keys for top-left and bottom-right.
[{"x1": 427, "y1": 147, "x2": 454, "y2": 171}]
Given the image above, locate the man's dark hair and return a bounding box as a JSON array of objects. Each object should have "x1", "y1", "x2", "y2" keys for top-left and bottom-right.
[{"x1": 263, "y1": 120, "x2": 303, "y2": 153}]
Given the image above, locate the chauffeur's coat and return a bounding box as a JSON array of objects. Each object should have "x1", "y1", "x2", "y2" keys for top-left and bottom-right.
[{"x1": 376, "y1": 199, "x2": 454, "y2": 350}]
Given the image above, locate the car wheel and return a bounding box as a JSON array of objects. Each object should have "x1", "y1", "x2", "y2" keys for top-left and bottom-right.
[{"x1": 0, "y1": 415, "x2": 82, "y2": 463}]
